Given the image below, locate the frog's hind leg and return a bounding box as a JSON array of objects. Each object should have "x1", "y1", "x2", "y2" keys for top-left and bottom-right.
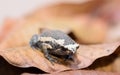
[{"x1": 41, "y1": 43, "x2": 58, "y2": 65}]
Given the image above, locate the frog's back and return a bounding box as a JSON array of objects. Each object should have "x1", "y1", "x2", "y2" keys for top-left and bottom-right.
[{"x1": 40, "y1": 30, "x2": 76, "y2": 45}]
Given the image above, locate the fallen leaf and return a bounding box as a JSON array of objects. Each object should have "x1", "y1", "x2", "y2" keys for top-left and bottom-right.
[
  {"x1": 0, "y1": 0, "x2": 120, "y2": 74},
  {"x1": 22, "y1": 70, "x2": 120, "y2": 75},
  {"x1": 0, "y1": 46, "x2": 70, "y2": 73},
  {"x1": 0, "y1": 42, "x2": 119, "y2": 73}
]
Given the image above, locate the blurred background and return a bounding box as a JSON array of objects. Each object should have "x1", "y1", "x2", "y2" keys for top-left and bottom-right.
[
  {"x1": 0, "y1": 0, "x2": 89, "y2": 25},
  {"x1": 0, "y1": 0, "x2": 120, "y2": 75}
]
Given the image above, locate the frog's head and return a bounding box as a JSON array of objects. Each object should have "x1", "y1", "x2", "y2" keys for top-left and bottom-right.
[{"x1": 64, "y1": 43, "x2": 79, "y2": 54}]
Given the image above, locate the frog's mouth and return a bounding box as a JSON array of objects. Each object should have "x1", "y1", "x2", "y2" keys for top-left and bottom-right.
[{"x1": 64, "y1": 44, "x2": 79, "y2": 53}]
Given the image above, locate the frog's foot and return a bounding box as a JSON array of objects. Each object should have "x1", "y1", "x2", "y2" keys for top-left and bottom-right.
[{"x1": 45, "y1": 54, "x2": 59, "y2": 65}]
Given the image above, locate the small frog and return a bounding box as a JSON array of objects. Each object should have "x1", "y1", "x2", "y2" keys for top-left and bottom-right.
[{"x1": 30, "y1": 30, "x2": 79, "y2": 64}]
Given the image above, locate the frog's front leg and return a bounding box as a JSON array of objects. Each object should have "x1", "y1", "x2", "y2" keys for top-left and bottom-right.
[{"x1": 41, "y1": 43, "x2": 58, "y2": 65}]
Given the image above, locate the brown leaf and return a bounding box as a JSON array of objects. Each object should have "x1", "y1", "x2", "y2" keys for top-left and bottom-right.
[
  {"x1": 0, "y1": 42, "x2": 119, "y2": 73},
  {"x1": 22, "y1": 70, "x2": 120, "y2": 75},
  {"x1": 0, "y1": 0, "x2": 120, "y2": 73},
  {"x1": 0, "y1": 46, "x2": 70, "y2": 73}
]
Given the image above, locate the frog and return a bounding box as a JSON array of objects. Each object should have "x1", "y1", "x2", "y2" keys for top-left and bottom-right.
[{"x1": 29, "y1": 30, "x2": 79, "y2": 64}]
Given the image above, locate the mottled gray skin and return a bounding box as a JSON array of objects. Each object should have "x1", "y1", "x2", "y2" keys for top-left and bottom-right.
[
  {"x1": 40, "y1": 30, "x2": 76, "y2": 45},
  {"x1": 30, "y1": 30, "x2": 79, "y2": 64}
]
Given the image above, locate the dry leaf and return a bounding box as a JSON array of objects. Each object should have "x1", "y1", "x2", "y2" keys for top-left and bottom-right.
[
  {"x1": 0, "y1": 0, "x2": 120, "y2": 74},
  {"x1": 46, "y1": 70, "x2": 120, "y2": 75},
  {"x1": 22, "y1": 70, "x2": 120, "y2": 75},
  {"x1": 0, "y1": 42, "x2": 119, "y2": 73}
]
